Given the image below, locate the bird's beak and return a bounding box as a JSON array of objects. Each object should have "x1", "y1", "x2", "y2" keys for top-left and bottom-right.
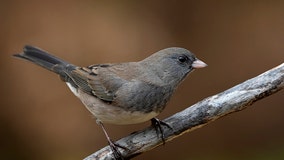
[{"x1": 192, "y1": 59, "x2": 207, "y2": 69}]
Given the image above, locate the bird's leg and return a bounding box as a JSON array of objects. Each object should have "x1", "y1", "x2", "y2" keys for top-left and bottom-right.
[
  {"x1": 96, "y1": 120, "x2": 128, "y2": 160},
  {"x1": 151, "y1": 118, "x2": 173, "y2": 145}
]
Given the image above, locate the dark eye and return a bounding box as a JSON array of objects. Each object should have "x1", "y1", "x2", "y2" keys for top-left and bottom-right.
[{"x1": 178, "y1": 55, "x2": 188, "y2": 63}]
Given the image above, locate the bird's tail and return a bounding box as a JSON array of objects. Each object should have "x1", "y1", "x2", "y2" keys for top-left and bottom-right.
[{"x1": 13, "y1": 45, "x2": 76, "y2": 76}]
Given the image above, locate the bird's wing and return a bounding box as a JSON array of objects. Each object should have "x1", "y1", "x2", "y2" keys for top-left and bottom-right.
[{"x1": 68, "y1": 64, "x2": 128, "y2": 102}]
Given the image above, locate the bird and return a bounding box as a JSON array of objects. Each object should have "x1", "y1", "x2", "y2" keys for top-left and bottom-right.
[{"x1": 14, "y1": 45, "x2": 207, "y2": 159}]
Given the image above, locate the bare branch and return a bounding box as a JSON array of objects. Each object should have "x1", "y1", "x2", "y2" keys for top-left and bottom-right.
[{"x1": 84, "y1": 63, "x2": 284, "y2": 160}]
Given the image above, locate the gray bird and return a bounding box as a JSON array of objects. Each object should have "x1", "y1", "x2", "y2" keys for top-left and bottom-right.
[{"x1": 14, "y1": 45, "x2": 207, "y2": 159}]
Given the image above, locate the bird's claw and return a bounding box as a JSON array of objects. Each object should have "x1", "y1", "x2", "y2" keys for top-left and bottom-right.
[{"x1": 151, "y1": 118, "x2": 173, "y2": 145}]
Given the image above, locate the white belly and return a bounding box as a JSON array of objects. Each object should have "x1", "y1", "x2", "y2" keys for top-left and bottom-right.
[{"x1": 66, "y1": 82, "x2": 158, "y2": 125}]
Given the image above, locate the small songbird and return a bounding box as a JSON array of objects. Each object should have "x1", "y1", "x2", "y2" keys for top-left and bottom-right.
[{"x1": 14, "y1": 45, "x2": 207, "y2": 159}]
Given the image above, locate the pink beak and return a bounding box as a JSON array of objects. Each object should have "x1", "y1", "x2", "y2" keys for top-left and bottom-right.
[{"x1": 192, "y1": 59, "x2": 207, "y2": 69}]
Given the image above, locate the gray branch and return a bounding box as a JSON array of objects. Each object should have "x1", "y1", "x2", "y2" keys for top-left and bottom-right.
[{"x1": 84, "y1": 63, "x2": 284, "y2": 160}]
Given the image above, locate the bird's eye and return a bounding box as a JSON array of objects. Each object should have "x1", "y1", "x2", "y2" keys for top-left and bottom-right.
[{"x1": 178, "y1": 55, "x2": 188, "y2": 63}]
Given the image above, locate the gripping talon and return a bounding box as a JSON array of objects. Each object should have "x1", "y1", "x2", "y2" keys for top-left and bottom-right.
[
  {"x1": 97, "y1": 120, "x2": 128, "y2": 160},
  {"x1": 108, "y1": 141, "x2": 124, "y2": 160},
  {"x1": 151, "y1": 118, "x2": 172, "y2": 145}
]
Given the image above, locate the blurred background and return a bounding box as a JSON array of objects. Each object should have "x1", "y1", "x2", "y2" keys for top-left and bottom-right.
[{"x1": 1, "y1": 0, "x2": 283, "y2": 159}]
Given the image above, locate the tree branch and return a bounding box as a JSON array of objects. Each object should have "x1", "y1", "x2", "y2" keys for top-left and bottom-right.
[{"x1": 84, "y1": 63, "x2": 284, "y2": 160}]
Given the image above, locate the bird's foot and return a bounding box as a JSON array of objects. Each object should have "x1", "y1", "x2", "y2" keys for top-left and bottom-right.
[
  {"x1": 97, "y1": 120, "x2": 129, "y2": 160},
  {"x1": 151, "y1": 118, "x2": 173, "y2": 145},
  {"x1": 107, "y1": 139, "x2": 128, "y2": 160}
]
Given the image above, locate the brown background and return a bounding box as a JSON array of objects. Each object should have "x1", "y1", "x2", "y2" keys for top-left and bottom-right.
[{"x1": 1, "y1": 1, "x2": 284, "y2": 160}]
